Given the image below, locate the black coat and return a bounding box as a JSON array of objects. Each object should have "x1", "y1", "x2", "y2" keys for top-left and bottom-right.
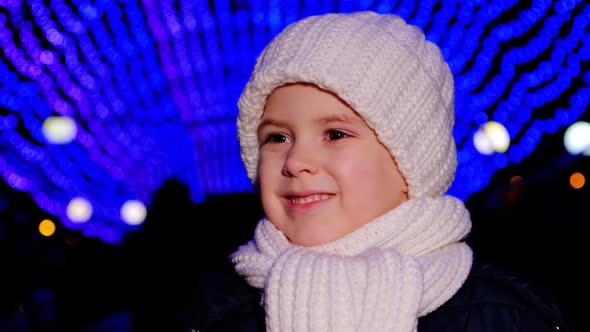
[{"x1": 175, "y1": 261, "x2": 571, "y2": 332}]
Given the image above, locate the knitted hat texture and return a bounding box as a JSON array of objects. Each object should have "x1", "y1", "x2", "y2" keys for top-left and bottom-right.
[{"x1": 237, "y1": 11, "x2": 456, "y2": 198}]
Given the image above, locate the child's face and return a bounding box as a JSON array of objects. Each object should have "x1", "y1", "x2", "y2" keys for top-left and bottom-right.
[{"x1": 256, "y1": 83, "x2": 408, "y2": 246}]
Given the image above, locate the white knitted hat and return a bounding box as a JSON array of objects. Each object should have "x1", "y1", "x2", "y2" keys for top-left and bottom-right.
[{"x1": 237, "y1": 11, "x2": 456, "y2": 198}]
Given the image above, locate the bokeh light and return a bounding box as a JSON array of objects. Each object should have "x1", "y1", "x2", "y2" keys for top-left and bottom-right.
[
  {"x1": 564, "y1": 121, "x2": 590, "y2": 156},
  {"x1": 66, "y1": 197, "x2": 93, "y2": 224},
  {"x1": 120, "y1": 200, "x2": 147, "y2": 226},
  {"x1": 473, "y1": 121, "x2": 510, "y2": 155},
  {"x1": 42, "y1": 116, "x2": 77, "y2": 144},
  {"x1": 38, "y1": 219, "x2": 56, "y2": 237},
  {"x1": 569, "y1": 172, "x2": 586, "y2": 189}
]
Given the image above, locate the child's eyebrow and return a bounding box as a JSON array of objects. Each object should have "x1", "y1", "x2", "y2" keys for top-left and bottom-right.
[
  {"x1": 258, "y1": 118, "x2": 288, "y2": 133},
  {"x1": 318, "y1": 114, "x2": 362, "y2": 125}
]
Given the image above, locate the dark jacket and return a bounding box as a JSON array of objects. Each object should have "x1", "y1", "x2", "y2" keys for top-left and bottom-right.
[{"x1": 176, "y1": 260, "x2": 571, "y2": 332}]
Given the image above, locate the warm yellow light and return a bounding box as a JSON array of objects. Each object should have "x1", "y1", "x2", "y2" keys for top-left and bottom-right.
[
  {"x1": 570, "y1": 172, "x2": 585, "y2": 189},
  {"x1": 39, "y1": 219, "x2": 56, "y2": 237}
]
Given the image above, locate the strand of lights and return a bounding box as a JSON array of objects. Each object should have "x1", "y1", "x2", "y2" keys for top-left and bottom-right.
[
  {"x1": 410, "y1": 0, "x2": 438, "y2": 31},
  {"x1": 445, "y1": 1, "x2": 589, "y2": 199},
  {"x1": 1, "y1": 0, "x2": 203, "y2": 242},
  {"x1": 1, "y1": 0, "x2": 588, "y2": 242},
  {"x1": 161, "y1": 0, "x2": 203, "y2": 122},
  {"x1": 142, "y1": 0, "x2": 192, "y2": 122},
  {"x1": 425, "y1": 0, "x2": 457, "y2": 45}
]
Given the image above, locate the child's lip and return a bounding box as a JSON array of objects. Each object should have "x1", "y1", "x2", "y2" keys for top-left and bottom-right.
[
  {"x1": 282, "y1": 190, "x2": 335, "y2": 198},
  {"x1": 281, "y1": 192, "x2": 335, "y2": 211}
]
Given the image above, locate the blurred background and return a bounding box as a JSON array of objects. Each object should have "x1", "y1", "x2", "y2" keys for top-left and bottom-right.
[{"x1": 0, "y1": 0, "x2": 588, "y2": 331}]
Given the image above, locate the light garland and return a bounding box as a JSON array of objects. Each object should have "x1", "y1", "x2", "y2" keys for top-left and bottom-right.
[{"x1": 0, "y1": 0, "x2": 587, "y2": 242}]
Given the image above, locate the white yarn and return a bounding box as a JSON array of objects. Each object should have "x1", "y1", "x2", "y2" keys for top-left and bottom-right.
[{"x1": 231, "y1": 196, "x2": 473, "y2": 332}]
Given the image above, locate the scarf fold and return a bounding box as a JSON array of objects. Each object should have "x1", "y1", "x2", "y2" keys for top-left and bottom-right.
[{"x1": 231, "y1": 196, "x2": 473, "y2": 332}]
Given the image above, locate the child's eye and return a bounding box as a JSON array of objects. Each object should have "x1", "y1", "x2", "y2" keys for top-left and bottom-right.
[
  {"x1": 263, "y1": 133, "x2": 289, "y2": 144},
  {"x1": 326, "y1": 129, "x2": 350, "y2": 141}
]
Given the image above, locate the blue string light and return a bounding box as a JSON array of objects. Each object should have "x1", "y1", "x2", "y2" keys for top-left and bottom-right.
[{"x1": 1, "y1": 0, "x2": 588, "y2": 241}]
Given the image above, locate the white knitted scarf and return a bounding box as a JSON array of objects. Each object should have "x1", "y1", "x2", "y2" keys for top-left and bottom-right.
[{"x1": 231, "y1": 196, "x2": 473, "y2": 332}]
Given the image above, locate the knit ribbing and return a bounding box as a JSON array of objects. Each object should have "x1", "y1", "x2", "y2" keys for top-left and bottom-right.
[{"x1": 231, "y1": 196, "x2": 473, "y2": 332}]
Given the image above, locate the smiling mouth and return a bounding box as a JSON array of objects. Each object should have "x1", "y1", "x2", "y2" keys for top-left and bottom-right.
[{"x1": 287, "y1": 193, "x2": 333, "y2": 205}]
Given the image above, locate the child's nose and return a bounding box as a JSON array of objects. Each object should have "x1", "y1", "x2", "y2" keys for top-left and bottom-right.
[{"x1": 281, "y1": 141, "x2": 319, "y2": 177}]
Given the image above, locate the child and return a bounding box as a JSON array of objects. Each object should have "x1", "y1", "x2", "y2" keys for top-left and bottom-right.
[{"x1": 187, "y1": 11, "x2": 570, "y2": 332}]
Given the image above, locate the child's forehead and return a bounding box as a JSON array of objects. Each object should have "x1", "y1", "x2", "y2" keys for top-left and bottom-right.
[{"x1": 262, "y1": 83, "x2": 364, "y2": 119}]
